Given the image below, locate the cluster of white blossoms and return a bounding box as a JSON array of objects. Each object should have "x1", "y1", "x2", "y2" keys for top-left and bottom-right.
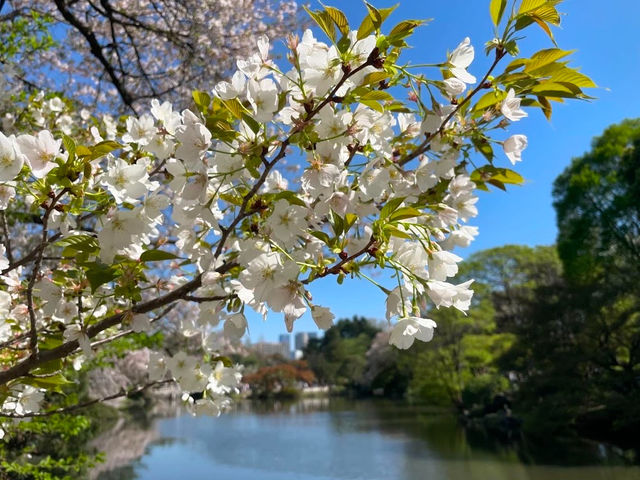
[{"x1": 0, "y1": 1, "x2": 593, "y2": 424}]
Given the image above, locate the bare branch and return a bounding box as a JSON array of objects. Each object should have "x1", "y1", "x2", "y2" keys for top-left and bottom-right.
[
  {"x1": 0, "y1": 379, "x2": 175, "y2": 418},
  {"x1": 52, "y1": 0, "x2": 137, "y2": 112}
]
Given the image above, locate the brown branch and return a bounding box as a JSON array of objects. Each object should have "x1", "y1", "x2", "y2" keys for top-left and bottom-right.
[
  {"x1": 90, "y1": 304, "x2": 175, "y2": 348},
  {"x1": 213, "y1": 53, "x2": 378, "y2": 257},
  {"x1": 1, "y1": 210, "x2": 14, "y2": 265},
  {"x1": 399, "y1": 49, "x2": 507, "y2": 167},
  {"x1": 0, "y1": 6, "x2": 28, "y2": 22},
  {"x1": 0, "y1": 261, "x2": 237, "y2": 386},
  {"x1": 0, "y1": 52, "x2": 381, "y2": 387},
  {"x1": 52, "y1": 0, "x2": 137, "y2": 112},
  {"x1": 26, "y1": 188, "x2": 68, "y2": 358},
  {"x1": 303, "y1": 237, "x2": 375, "y2": 284},
  {"x1": 0, "y1": 379, "x2": 175, "y2": 418},
  {"x1": 183, "y1": 294, "x2": 234, "y2": 303},
  {"x1": 1, "y1": 232, "x2": 62, "y2": 276}
]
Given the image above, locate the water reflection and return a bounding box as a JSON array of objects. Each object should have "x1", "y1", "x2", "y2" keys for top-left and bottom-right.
[{"x1": 94, "y1": 398, "x2": 640, "y2": 480}]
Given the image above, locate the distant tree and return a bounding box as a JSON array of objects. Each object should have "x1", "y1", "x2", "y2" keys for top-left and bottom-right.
[
  {"x1": 0, "y1": 0, "x2": 300, "y2": 111},
  {"x1": 406, "y1": 247, "x2": 554, "y2": 409},
  {"x1": 243, "y1": 360, "x2": 315, "y2": 399},
  {"x1": 553, "y1": 119, "x2": 640, "y2": 286},
  {"x1": 534, "y1": 119, "x2": 640, "y2": 440},
  {"x1": 304, "y1": 317, "x2": 379, "y2": 389}
]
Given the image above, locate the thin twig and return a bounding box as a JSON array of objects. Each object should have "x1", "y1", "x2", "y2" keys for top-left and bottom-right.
[
  {"x1": 183, "y1": 294, "x2": 234, "y2": 303},
  {"x1": 399, "y1": 49, "x2": 507, "y2": 167},
  {"x1": 0, "y1": 210, "x2": 14, "y2": 264},
  {"x1": 303, "y1": 237, "x2": 375, "y2": 284},
  {"x1": 1, "y1": 233, "x2": 63, "y2": 276},
  {"x1": 90, "y1": 304, "x2": 175, "y2": 348},
  {"x1": 26, "y1": 189, "x2": 68, "y2": 358},
  {"x1": 0, "y1": 379, "x2": 175, "y2": 418}
]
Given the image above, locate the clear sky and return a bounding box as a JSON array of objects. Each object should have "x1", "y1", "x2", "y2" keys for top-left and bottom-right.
[{"x1": 245, "y1": 0, "x2": 640, "y2": 344}]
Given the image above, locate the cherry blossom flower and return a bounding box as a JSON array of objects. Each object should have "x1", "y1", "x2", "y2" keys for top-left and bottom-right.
[
  {"x1": 501, "y1": 89, "x2": 528, "y2": 122},
  {"x1": 389, "y1": 317, "x2": 437, "y2": 349},
  {"x1": 449, "y1": 37, "x2": 476, "y2": 84},
  {"x1": 503, "y1": 134, "x2": 528, "y2": 164}
]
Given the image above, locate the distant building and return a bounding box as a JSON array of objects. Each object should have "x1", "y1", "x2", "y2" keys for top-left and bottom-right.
[
  {"x1": 253, "y1": 341, "x2": 289, "y2": 358},
  {"x1": 294, "y1": 332, "x2": 310, "y2": 351},
  {"x1": 278, "y1": 334, "x2": 291, "y2": 350},
  {"x1": 308, "y1": 332, "x2": 318, "y2": 341}
]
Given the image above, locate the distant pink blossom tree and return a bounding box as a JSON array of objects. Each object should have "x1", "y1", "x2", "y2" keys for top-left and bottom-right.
[{"x1": 1, "y1": 0, "x2": 300, "y2": 112}]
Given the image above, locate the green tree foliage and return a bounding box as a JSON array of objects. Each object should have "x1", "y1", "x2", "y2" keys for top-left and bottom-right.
[
  {"x1": 0, "y1": 410, "x2": 105, "y2": 480},
  {"x1": 497, "y1": 120, "x2": 640, "y2": 441},
  {"x1": 554, "y1": 119, "x2": 640, "y2": 286},
  {"x1": 521, "y1": 119, "x2": 640, "y2": 440},
  {"x1": 304, "y1": 317, "x2": 379, "y2": 389},
  {"x1": 407, "y1": 246, "x2": 557, "y2": 409}
]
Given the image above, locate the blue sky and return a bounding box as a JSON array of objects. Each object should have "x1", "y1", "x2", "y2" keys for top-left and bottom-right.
[{"x1": 246, "y1": 0, "x2": 640, "y2": 343}]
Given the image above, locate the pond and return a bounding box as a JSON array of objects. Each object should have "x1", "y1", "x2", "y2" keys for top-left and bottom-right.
[{"x1": 92, "y1": 398, "x2": 639, "y2": 480}]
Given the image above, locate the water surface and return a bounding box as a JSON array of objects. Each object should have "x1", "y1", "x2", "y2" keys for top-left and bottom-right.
[{"x1": 94, "y1": 398, "x2": 639, "y2": 480}]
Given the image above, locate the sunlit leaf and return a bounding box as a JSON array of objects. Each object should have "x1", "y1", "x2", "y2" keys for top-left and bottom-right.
[{"x1": 490, "y1": 0, "x2": 508, "y2": 26}]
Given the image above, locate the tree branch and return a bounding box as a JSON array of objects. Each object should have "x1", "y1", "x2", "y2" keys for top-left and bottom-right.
[
  {"x1": 399, "y1": 49, "x2": 506, "y2": 167},
  {"x1": 0, "y1": 379, "x2": 175, "y2": 418},
  {"x1": 52, "y1": 0, "x2": 137, "y2": 113}
]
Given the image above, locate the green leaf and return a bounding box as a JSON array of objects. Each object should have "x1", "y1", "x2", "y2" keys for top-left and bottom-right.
[
  {"x1": 22, "y1": 373, "x2": 73, "y2": 391},
  {"x1": 515, "y1": 3, "x2": 561, "y2": 43},
  {"x1": 211, "y1": 355, "x2": 234, "y2": 368},
  {"x1": 32, "y1": 359, "x2": 63, "y2": 376},
  {"x1": 360, "y1": 99, "x2": 384, "y2": 113},
  {"x1": 518, "y1": 0, "x2": 548, "y2": 14},
  {"x1": 530, "y1": 81, "x2": 582, "y2": 98},
  {"x1": 473, "y1": 90, "x2": 506, "y2": 112},
  {"x1": 344, "y1": 213, "x2": 358, "y2": 232},
  {"x1": 357, "y1": 16, "x2": 376, "y2": 40},
  {"x1": 337, "y1": 35, "x2": 351, "y2": 53},
  {"x1": 389, "y1": 19, "x2": 424, "y2": 36},
  {"x1": 241, "y1": 113, "x2": 261, "y2": 134},
  {"x1": 206, "y1": 118, "x2": 238, "y2": 143},
  {"x1": 81, "y1": 140, "x2": 122, "y2": 161},
  {"x1": 357, "y1": 3, "x2": 397, "y2": 39},
  {"x1": 62, "y1": 134, "x2": 76, "y2": 161},
  {"x1": 322, "y1": 5, "x2": 350, "y2": 35},
  {"x1": 310, "y1": 230, "x2": 332, "y2": 245},
  {"x1": 383, "y1": 224, "x2": 412, "y2": 239},
  {"x1": 193, "y1": 90, "x2": 211, "y2": 111},
  {"x1": 303, "y1": 6, "x2": 337, "y2": 43},
  {"x1": 56, "y1": 234, "x2": 98, "y2": 249},
  {"x1": 472, "y1": 137, "x2": 494, "y2": 161},
  {"x1": 490, "y1": 0, "x2": 508, "y2": 26},
  {"x1": 488, "y1": 178, "x2": 507, "y2": 191},
  {"x1": 274, "y1": 191, "x2": 307, "y2": 207},
  {"x1": 365, "y1": 2, "x2": 383, "y2": 27},
  {"x1": 75, "y1": 145, "x2": 91, "y2": 157},
  {"x1": 360, "y1": 71, "x2": 391, "y2": 86},
  {"x1": 330, "y1": 210, "x2": 344, "y2": 236},
  {"x1": 360, "y1": 90, "x2": 394, "y2": 102},
  {"x1": 492, "y1": 168, "x2": 525, "y2": 185},
  {"x1": 524, "y1": 48, "x2": 574, "y2": 73},
  {"x1": 537, "y1": 95, "x2": 553, "y2": 120},
  {"x1": 84, "y1": 262, "x2": 119, "y2": 293},
  {"x1": 549, "y1": 67, "x2": 596, "y2": 88},
  {"x1": 380, "y1": 197, "x2": 405, "y2": 219},
  {"x1": 471, "y1": 166, "x2": 525, "y2": 188},
  {"x1": 221, "y1": 98, "x2": 247, "y2": 120},
  {"x1": 220, "y1": 192, "x2": 243, "y2": 206},
  {"x1": 390, "y1": 207, "x2": 423, "y2": 222},
  {"x1": 140, "y1": 249, "x2": 180, "y2": 262},
  {"x1": 56, "y1": 234, "x2": 99, "y2": 257}
]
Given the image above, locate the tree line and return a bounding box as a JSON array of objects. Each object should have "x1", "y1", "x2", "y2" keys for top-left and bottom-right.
[{"x1": 304, "y1": 119, "x2": 640, "y2": 447}]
